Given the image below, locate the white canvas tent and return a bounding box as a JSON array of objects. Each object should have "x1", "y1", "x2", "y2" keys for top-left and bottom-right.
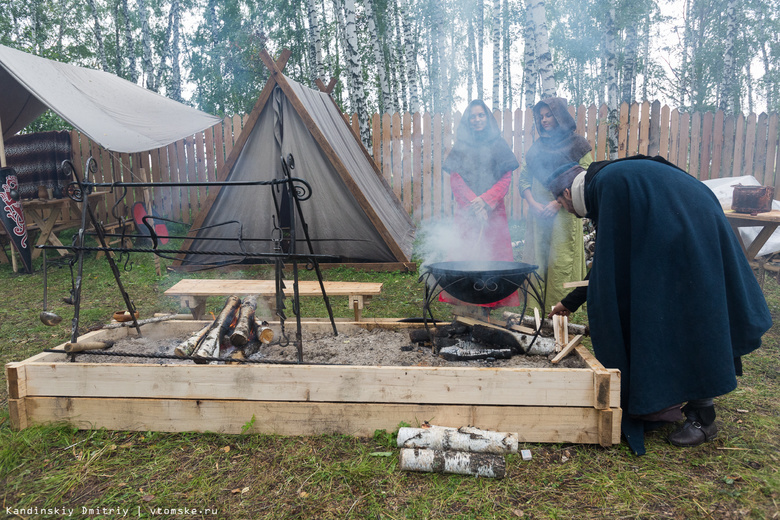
[
  {"x1": 176, "y1": 50, "x2": 415, "y2": 266},
  {"x1": 0, "y1": 43, "x2": 220, "y2": 153}
]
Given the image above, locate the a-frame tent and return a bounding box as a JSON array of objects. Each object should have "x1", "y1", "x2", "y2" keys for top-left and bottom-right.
[{"x1": 174, "y1": 49, "x2": 415, "y2": 268}]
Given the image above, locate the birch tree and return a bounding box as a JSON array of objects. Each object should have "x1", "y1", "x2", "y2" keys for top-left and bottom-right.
[
  {"x1": 121, "y1": 0, "x2": 137, "y2": 82},
  {"x1": 621, "y1": 23, "x2": 638, "y2": 103},
  {"x1": 343, "y1": 0, "x2": 369, "y2": 143},
  {"x1": 401, "y1": 0, "x2": 419, "y2": 112},
  {"x1": 86, "y1": 0, "x2": 110, "y2": 71},
  {"x1": 529, "y1": 0, "x2": 556, "y2": 98},
  {"x1": 717, "y1": 0, "x2": 738, "y2": 111},
  {"x1": 139, "y1": 0, "x2": 154, "y2": 89},
  {"x1": 170, "y1": 0, "x2": 182, "y2": 101},
  {"x1": 477, "y1": 0, "x2": 484, "y2": 100},
  {"x1": 605, "y1": 4, "x2": 618, "y2": 158},
  {"x1": 492, "y1": 0, "x2": 501, "y2": 110},
  {"x1": 306, "y1": 0, "x2": 325, "y2": 84},
  {"x1": 522, "y1": 1, "x2": 536, "y2": 107},
  {"x1": 366, "y1": 0, "x2": 393, "y2": 112}
]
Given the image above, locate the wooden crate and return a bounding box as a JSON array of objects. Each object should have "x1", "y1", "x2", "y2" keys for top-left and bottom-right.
[{"x1": 6, "y1": 320, "x2": 621, "y2": 446}]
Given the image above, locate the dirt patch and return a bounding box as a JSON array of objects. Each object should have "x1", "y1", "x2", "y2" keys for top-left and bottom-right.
[{"x1": 60, "y1": 325, "x2": 586, "y2": 369}]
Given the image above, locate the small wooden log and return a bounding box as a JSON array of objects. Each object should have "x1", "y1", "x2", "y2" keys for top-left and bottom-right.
[
  {"x1": 102, "y1": 313, "x2": 179, "y2": 329},
  {"x1": 502, "y1": 311, "x2": 589, "y2": 336},
  {"x1": 194, "y1": 295, "x2": 241, "y2": 362},
  {"x1": 397, "y1": 425, "x2": 519, "y2": 454},
  {"x1": 551, "y1": 335, "x2": 583, "y2": 364},
  {"x1": 253, "y1": 318, "x2": 274, "y2": 344},
  {"x1": 231, "y1": 295, "x2": 258, "y2": 346},
  {"x1": 438, "y1": 344, "x2": 513, "y2": 361},
  {"x1": 63, "y1": 340, "x2": 115, "y2": 353},
  {"x1": 399, "y1": 448, "x2": 506, "y2": 478},
  {"x1": 174, "y1": 323, "x2": 212, "y2": 357}
]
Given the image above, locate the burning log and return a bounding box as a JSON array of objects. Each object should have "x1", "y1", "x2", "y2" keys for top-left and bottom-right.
[
  {"x1": 174, "y1": 323, "x2": 212, "y2": 357},
  {"x1": 502, "y1": 311, "x2": 589, "y2": 336},
  {"x1": 469, "y1": 323, "x2": 555, "y2": 355},
  {"x1": 399, "y1": 448, "x2": 506, "y2": 478},
  {"x1": 230, "y1": 295, "x2": 259, "y2": 346},
  {"x1": 397, "y1": 425, "x2": 518, "y2": 454},
  {"x1": 193, "y1": 295, "x2": 241, "y2": 363},
  {"x1": 242, "y1": 319, "x2": 275, "y2": 357},
  {"x1": 64, "y1": 340, "x2": 115, "y2": 353}
]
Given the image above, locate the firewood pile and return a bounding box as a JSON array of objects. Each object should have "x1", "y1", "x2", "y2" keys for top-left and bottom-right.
[
  {"x1": 409, "y1": 311, "x2": 588, "y2": 363},
  {"x1": 174, "y1": 295, "x2": 274, "y2": 363}
]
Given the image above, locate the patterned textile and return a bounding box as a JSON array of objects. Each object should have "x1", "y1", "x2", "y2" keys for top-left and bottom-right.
[{"x1": 5, "y1": 131, "x2": 72, "y2": 199}]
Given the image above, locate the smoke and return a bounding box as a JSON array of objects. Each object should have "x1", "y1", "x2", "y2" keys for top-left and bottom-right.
[{"x1": 415, "y1": 217, "x2": 495, "y2": 271}]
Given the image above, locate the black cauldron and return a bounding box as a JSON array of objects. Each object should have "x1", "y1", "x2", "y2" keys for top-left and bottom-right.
[{"x1": 425, "y1": 260, "x2": 538, "y2": 305}]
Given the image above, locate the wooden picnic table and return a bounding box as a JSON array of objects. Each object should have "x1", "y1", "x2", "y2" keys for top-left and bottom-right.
[
  {"x1": 164, "y1": 279, "x2": 384, "y2": 321},
  {"x1": 724, "y1": 209, "x2": 780, "y2": 262}
]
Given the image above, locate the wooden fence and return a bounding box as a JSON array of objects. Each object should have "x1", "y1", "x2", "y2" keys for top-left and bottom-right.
[{"x1": 70, "y1": 101, "x2": 779, "y2": 227}]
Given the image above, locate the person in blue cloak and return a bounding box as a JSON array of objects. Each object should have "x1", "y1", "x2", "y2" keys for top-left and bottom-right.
[{"x1": 546, "y1": 155, "x2": 772, "y2": 455}]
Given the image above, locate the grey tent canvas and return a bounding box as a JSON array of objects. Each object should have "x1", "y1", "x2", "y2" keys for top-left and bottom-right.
[{"x1": 178, "y1": 61, "x2": 415, "y2": 266}]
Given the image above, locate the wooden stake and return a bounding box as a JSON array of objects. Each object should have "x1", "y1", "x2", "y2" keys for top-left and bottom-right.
[{"x1": 551, "y1": 335, "x2": 583, "y2": 364}]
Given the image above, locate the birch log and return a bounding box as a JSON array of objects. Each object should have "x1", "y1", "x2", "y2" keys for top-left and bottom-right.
[
  {"x1": 64, "y1": 340, "x2": 115, "y2": 352},
  {"x1": 174, "y1": 323, "x2": 212, "y2": 357},
  {"x1": 194, "y1": 295, "x2": 241, "y2": 362},
  {"x1": 231, "y1": 295, "x2": 258, "y2": 346},
  {"x1": 399, "y1": 448, "x2": 506, "y2": 478},
  {"x1": 397, "y1": 425, "x2": 518, "y2": 454},
  {"x1": 502, "y1": 311, "x2": 589, "y2": 336},
  {"x1": 469, "y1": 324, "x2": 555, "y2": 355},
  {"x1": 243, "y1": 319, "x2": 275, "y2": 357}
]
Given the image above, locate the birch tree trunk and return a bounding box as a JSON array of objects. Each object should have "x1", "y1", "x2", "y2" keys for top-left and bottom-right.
[
  {"x1": 122, "y1": 0, "x2": 137, "y2": 83},
  {"x1": 87, "y1": 0, "x2": 110, "y2": 72},
  {"x1": 605, "y1": 5, "x2": 618, "y2": 159},
  {"x1": 502, "y1": 0, "x2": 511, "y2": 110},
  {"x1": 680, "y1": 0, "x2": 692, "y2": 107},
  {"x1": 529, "y1": 0, "x2": 556, "y2": 98},
  {"x1": 467, "y1": 16, "x2": 476, "y2": 101},
  {"x1": 492, "y1": 0, "x2": 501, "y2": 110},
  {"x1": 621, "y1": 23, "x2": 637, "y2": 104},
  {"x1": 114, "y1": 0, "x2": 122, "y2": 76},
  {"x1": 140, "y1": 0, "x2": 154, "y2": 89},
  {"x1": 761, "y1": 42, "x2": 772, "y2": 108},
  {"x1": 306, "y1": 0, "x2": 325, "y2": 84},
  {"x1": 402, "y1": 0, "x2": 419, "y2": 112},
  {"x1": 366, "y1": 0, "x2": 393, "y2": 112},
  {"x1": 476, "y1": 0, "x2": 484, "y2": 100},
  {"x1": 343, "y1": 0, "x2": 370, "y2": 144},
  {"x1": 718, "y1": 0, "x2": 738, "y2": 111},
  {"x1": 57, "y1": 0, "x2": 67, "y2": 54},
  {"x1": 428, "y1": 0, "x2": 442, "y2": 112},
  {"x1": 392, "y1": 0, "x2": 407, "y2": 112},
  {"x1": 154, "y1": 7, "x2": 174, "y2": 93},
  {"x1": 522, "y1": 1, "x2": 536, "y2": 107},
  {"x1": 170, "y1": 0, "x2": 182, "y2": 101}
]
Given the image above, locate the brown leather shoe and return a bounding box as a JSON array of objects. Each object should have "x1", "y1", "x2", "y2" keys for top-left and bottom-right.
[{"x1": 668, "y1": 419, "x2": 718, "y2": 447}]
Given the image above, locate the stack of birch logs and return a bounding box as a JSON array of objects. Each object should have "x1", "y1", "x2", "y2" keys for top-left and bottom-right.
[
  {"x1": 583, "y1": 219, "x2": 596, "y2": 268},
  {"x1": 174, "y1": 295, "x2": 273, "y2": 363},
  {"x1": 397, "y1": 425, "x2": 519, "y2": 478}
]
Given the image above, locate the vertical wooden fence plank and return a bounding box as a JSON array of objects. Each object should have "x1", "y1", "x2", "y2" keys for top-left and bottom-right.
[
  {"x1": 700, "y1": 112, "x2": 714, "y2": 180},
  {"x1": 195, "y1": 131, "x2": 207, "y2": 215},
  {"x1": 744, "y1": 113, "x2": 757, "y2": 176},
  {"x1": 381, "y1": 113, "x2": 392, "y2": 183},
  {"x1": 628, "y1": 103, "x2": 641, "y2": 157},
  {"x1": 167, "y1": 143, "x2": 181, "y2": 221},
  {"x1": 423, "y1": 113, "x2": 433, "y2": 220},
  {"x1": 648, "y1": 101, "x2": 661, "y2": 156},
  {"x1": 722, "y1": 115, "x2": 736, "y2": 176},
  {"x1": 157, "y1": 146, "x2": 172, "y2": 218},
  {"x1": 764, "y1": 114, "x2": 779, "y2": 187},
  {"x1": 214, "y1": 119, "x2": 226, "y2": 178},
  {"x1": 754, "y1": 113, "x2": 768, "y2": 183},
  {"x1": 689, "y1": 112, "x2": 702, "y2": 178},
  {"x1": 669, "y1": 109, "x2": 680, "y2": 167},
  {"x1": 586, "y1": 105, "x2": 597, "y2": 157},
  {"x1": 512, "y1": 108, "x2": 525, "y2": 220},
  {"x1": 442, "y1": 111, "x2": 455, "y2": 218},
  {"x1": 638, "y1": 101, "x2": 650, "y2": 156},
  {"x1": 576, "y1": 104, "x2": 586, "y2": 138},
  {"x1": 204, "y1": 124, "x2": 217, "y2": 183},
  {"x1": 618, "y1": 102, "x2": 630, "y2": 158},
  {"x1": 391, "y1": 113, "x2": 403, "y2": 205},
  {"x1": 659, "y1": 105, "x2": 671, "y2": 160},
  {"x1": 412, "y1": 112, "x2": 423, "y2": 221},
  {"x1": 352, "y1": 113, "x2": 360, "y2": 137},
  {"x1": 732, "y1": 114, "x2": 745, "y2": 177},
  {"x1": 149, "y1": 147, "x2": 163, "y2": 214},
  {"x1": 222, "y1": 116, "x2": 233, "y2": 163},
  {"x1": 678, "y1": 112, "x2": 690, "y2": 172},
  {"x1": 710, "y1": 110, "x2": 725, "y2": 179},
  {"x1": 597, "y1": 104, "x2": 608, "y2": 161},
  {"x1": 185, "y1": 135, "x2": 197, "y2": 223},
  {"x1": 433, "y1": 114, "x2": 443, "y2": 219},
  {"x1": 402, "y1": 112, "x2": 413, "y2": 215},
  {"x1": 372, "y1": 113, "x2": 381, "y2": 163}
]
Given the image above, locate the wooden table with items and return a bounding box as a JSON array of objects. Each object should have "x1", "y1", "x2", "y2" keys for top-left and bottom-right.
[{"x1": 724, "y1": 209, "x2": 780, "y2": 262}]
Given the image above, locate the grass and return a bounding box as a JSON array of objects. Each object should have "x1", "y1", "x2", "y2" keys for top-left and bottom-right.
[{"x1": 0, "y1": 236, "x2": 778, "y2": 519}]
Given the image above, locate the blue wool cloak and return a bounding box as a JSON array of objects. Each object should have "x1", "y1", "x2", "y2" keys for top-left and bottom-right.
[{"x1": 583, "y1": 156, "x2": 772, "y2": 455}]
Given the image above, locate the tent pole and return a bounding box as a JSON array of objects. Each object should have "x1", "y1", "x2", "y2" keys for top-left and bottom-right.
[{"x1": 0, "y1": 114, "x2": 19, "y2": 272}]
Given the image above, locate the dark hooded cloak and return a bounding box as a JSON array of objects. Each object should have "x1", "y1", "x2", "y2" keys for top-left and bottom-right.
[
  {"x1": 442, "y1": 100, "x2": 519, "y2": 195},
  {"x1": 524, "y1": 97, "x2": 592, "y2": 185},
  {"x1": 581, "y1": 156, "x2": 772, "y2": 454}
]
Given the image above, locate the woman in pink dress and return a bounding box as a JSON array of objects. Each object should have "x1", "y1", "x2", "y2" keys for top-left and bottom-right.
[{"x1": 440, "y1": 99, "x2": 520, "y2": 308}]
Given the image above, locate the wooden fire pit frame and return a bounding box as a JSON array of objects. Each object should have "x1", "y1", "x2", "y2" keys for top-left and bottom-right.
[{"x1": 6, "y1": 320, "x2": 621, "y2": 447}]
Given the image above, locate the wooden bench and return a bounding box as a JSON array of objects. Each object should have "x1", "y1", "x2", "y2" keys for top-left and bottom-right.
[{"x1": 164, "y1": 279, "x2": 384, "y2": 321}]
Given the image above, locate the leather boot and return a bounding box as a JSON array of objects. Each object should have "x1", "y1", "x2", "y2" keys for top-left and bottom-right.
[{"x1": 668, "y1": 404, "x2": 718, "y2": 447}]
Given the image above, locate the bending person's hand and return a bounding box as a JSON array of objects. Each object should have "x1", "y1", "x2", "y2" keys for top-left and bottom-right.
[
  {"x1": 548, "y1": 302, "x2": 572, "y2": 318},
  {"x1": 540, "y1": 200, "x2": 562, "y2": 219}
]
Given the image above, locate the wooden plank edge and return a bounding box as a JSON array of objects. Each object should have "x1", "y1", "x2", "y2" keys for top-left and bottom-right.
[
  {"x1": 167, "y1": 262, "x2": 417, "y2": 274},
  {"x1": 21, "y1": 397, "x2": 622, "y2": 445}
]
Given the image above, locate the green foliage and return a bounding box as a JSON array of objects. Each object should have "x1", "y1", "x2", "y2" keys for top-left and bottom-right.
[{"x1": 372, "y1": 421, "x2": 410, "y2": 448}]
